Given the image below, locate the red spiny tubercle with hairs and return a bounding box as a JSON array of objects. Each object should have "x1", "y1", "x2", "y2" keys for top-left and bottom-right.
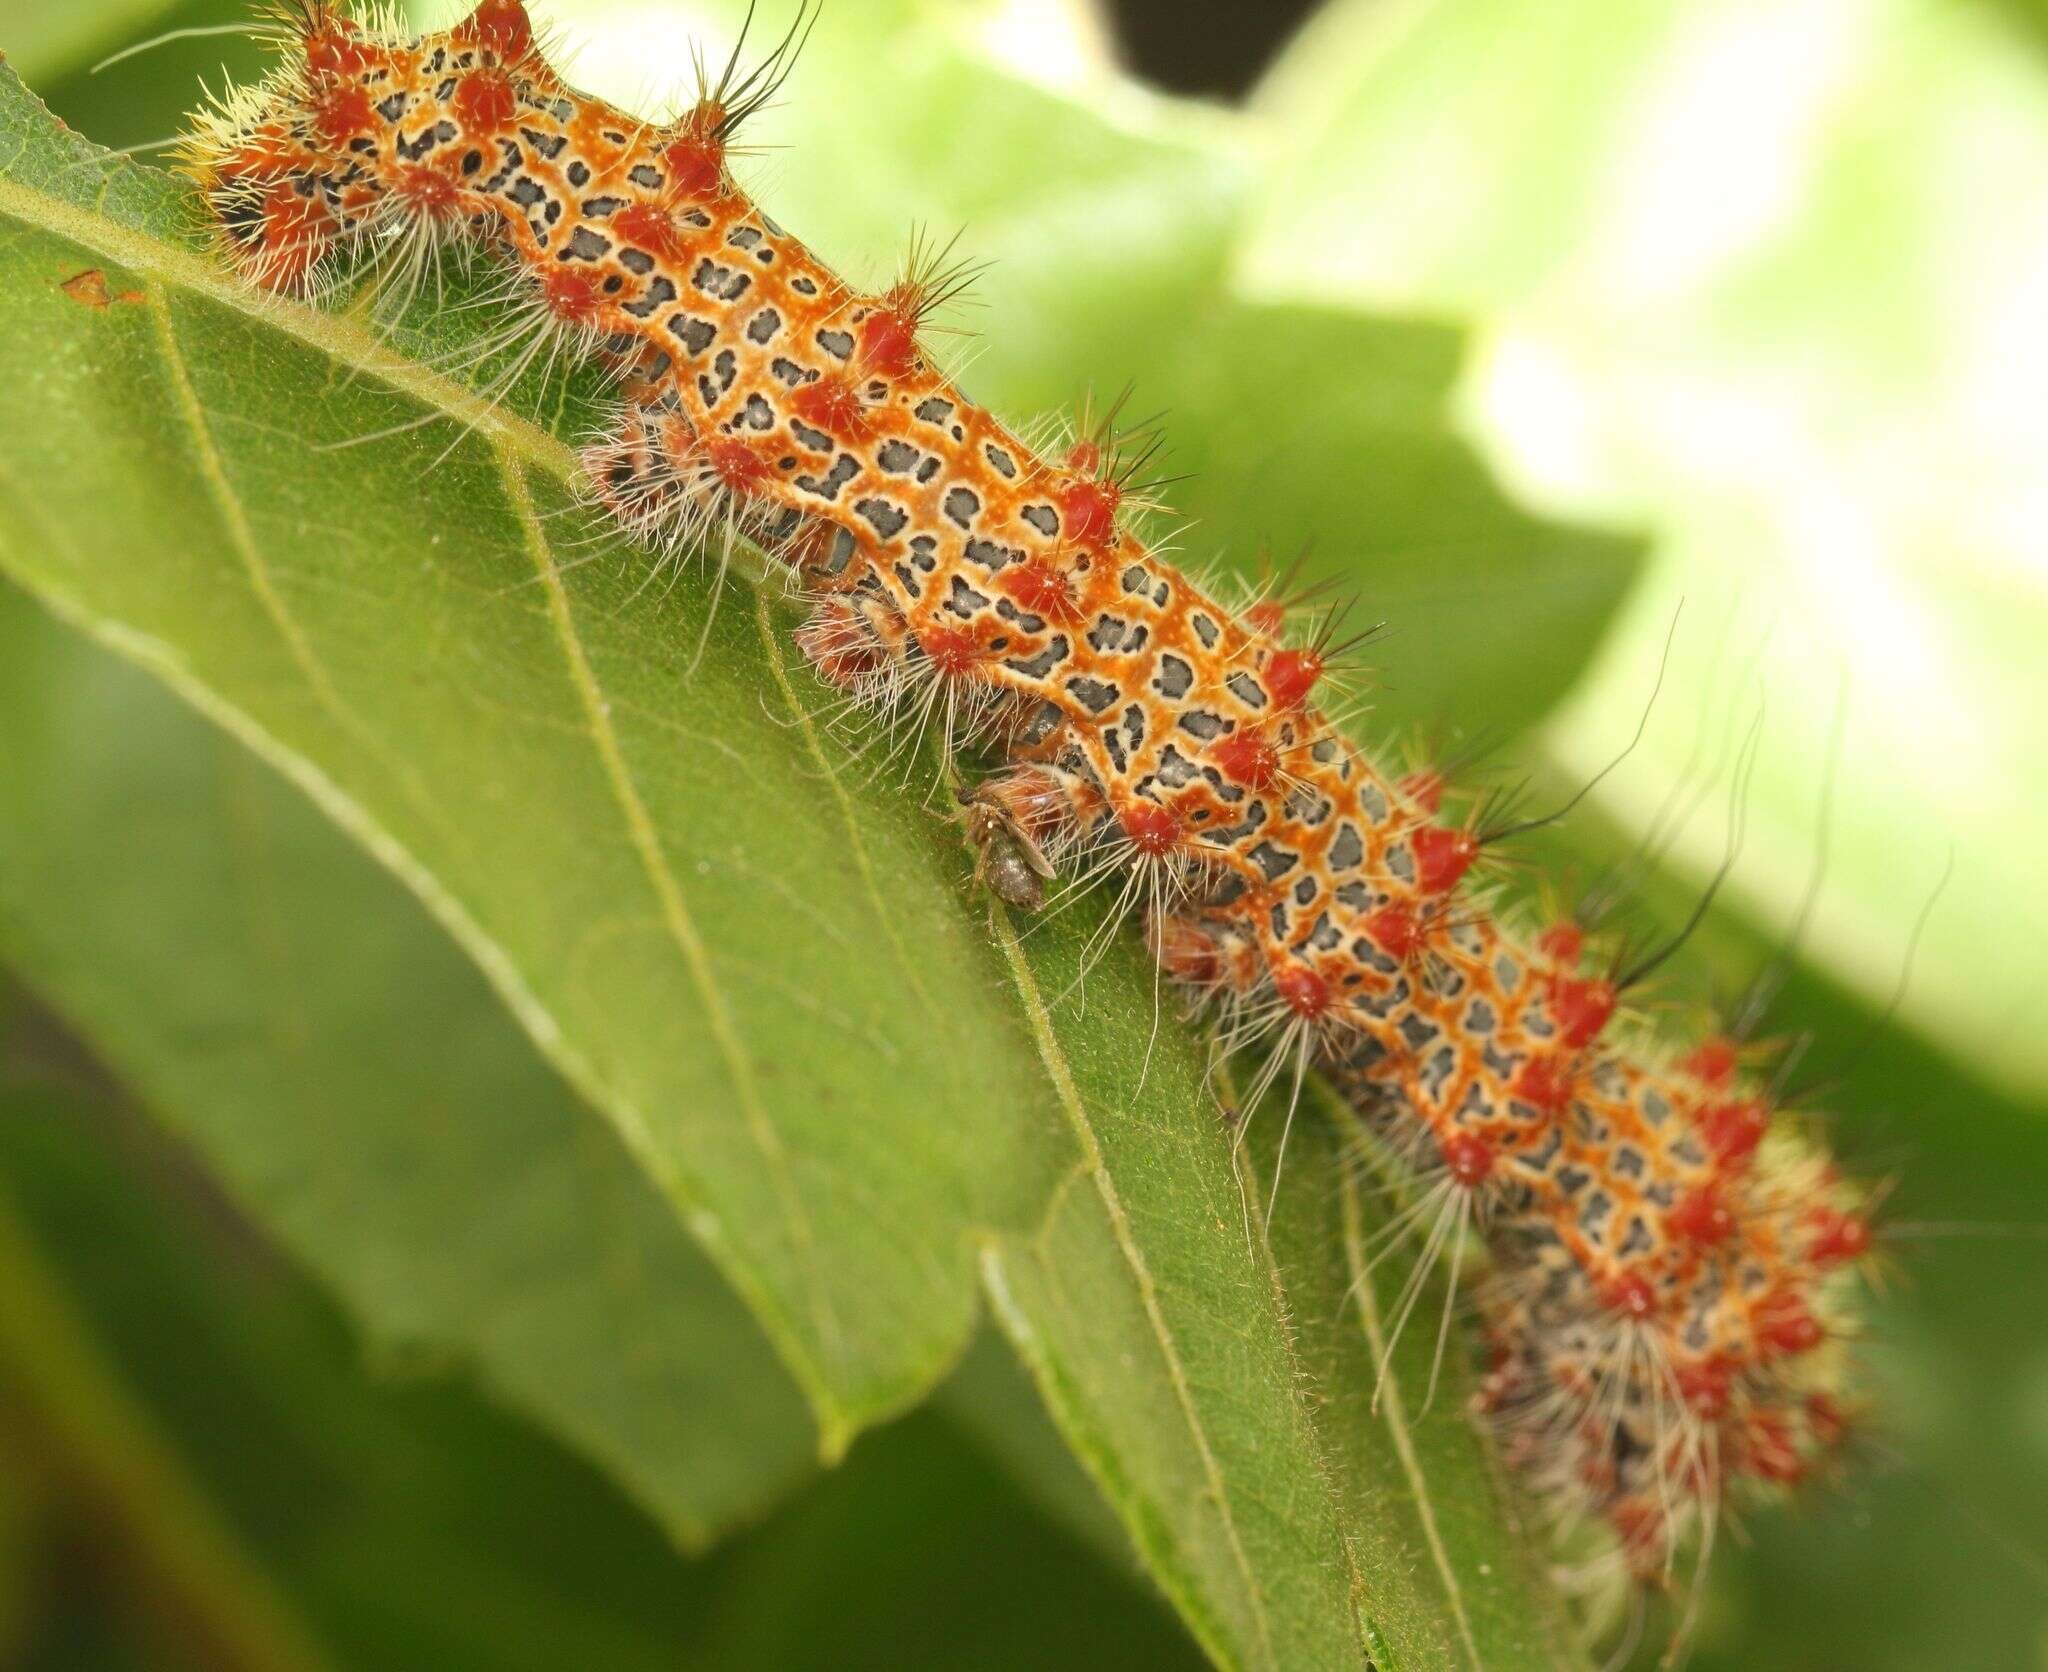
[{"x1": 178, "y1": 0, "x2": 1874, "y2": 1599}]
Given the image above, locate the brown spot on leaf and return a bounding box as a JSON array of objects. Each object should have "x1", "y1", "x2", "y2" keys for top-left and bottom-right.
[{"x1": 60, "y1": 269, "x2": 142, "y2": 308}]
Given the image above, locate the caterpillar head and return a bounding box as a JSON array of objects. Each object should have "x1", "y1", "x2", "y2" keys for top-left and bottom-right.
[{"x1": 177, "y1": 2, "x2": 541, "y2": 292}]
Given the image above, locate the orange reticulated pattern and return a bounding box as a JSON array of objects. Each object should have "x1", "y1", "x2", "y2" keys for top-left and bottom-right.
[{"x1": 180, "y1": 0, "x2": 1869, "y2": 1574}]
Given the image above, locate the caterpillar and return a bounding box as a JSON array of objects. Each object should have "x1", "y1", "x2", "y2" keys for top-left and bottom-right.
[{"x1": 173, "y1": 0, "x2": 1874, "y2": 1642}]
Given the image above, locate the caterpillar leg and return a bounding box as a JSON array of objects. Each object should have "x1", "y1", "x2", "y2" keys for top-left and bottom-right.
[
  {"x1": 793, "y1": 590, "x2": 908, "y2": 691},
  {"x1": 587, "y1": 351, "x2": 836, "y2": 581},
  {"x1": 1146, "y1": 907, "x2": 1267, "y2": 1008},
  {"x1": 583, "y1": 396, "x2": 705, "y2": 548},
  {"x1": 585, "y1": 386, "x2": 795, "y2": 563}
]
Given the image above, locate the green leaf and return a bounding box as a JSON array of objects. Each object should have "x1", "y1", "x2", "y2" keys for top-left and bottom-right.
[
  {"x1": 0, "y1": 578, "x2": 816, "y2": 1549},
  {"x1": 0, "y1": 1028, "x2": 1206, "y2": 1672},
  {"x1": 0, "y1": 37, "x2": 1607, "y2": 1666}
]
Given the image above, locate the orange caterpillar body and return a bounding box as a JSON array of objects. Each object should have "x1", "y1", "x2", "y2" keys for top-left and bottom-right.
[{"x1": 180, "y1": 0, "x2": 1873, "y2": 1593}]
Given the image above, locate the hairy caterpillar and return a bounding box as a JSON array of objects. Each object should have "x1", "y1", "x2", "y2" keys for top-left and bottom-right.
[{"x1": 171, "y1": 0, "x2": 1876, "y2": 1640}]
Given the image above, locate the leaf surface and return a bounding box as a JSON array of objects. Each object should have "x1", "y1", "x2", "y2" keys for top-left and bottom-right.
[
  {"x1": 0, "y1": 580, "x2": 816, "y2": 1550},
  {"x1": 0, "y1": 1026, "x2": 1204, "y2": 1672}
]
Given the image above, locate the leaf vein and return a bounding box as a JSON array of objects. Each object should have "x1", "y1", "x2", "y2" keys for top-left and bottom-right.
[
  {"x1": 984, "y1": 908, "x2": 1280, "y2": 1671},
  {"x1": 498, "y1": 447, "x2": 845, "y2": 1405},
  {"x1": 1339, "y1": 1164, "x2": 1484, "y2": 1669}
]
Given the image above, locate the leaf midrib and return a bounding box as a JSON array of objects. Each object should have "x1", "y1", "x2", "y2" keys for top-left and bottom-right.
[{"x1": 0, "y1": 173, "x2": 583, "y2": 501}]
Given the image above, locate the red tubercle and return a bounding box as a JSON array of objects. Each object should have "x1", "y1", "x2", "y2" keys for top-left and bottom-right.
[
  {"x1": 662, "y1": 134, "x2": 727, "y2": 204},
  {"x1": 1063, "y1": 438, "x2": 1101, "y2": 476},
  {"x1": 245, "y1": 180, "x2": 334, "y2": 291},
  {"x1": 610, "y1": 203, "x2": 685, "y2": 262},
  {"x1": 1274, "y1": 963, "x2": 1332, "y2": 1021},
  {"x1": 1262, "y1": 647, "x2": 1324, "y2": 711},
  {"x1": 1676, "y1": 1355, "x2": 1733, "y2": 1418},
  {"x1": 454, "y1": 67, "x2": 519, "y2": 135},
  {"x1": 1512, "y1": 1053, "x2": 1575, "y2": 1115},
  {"x1": 1399, "y1": 769, "x2": 1445, "y2": 815},
  {"x1": 1681, "y1": 1035, "x2": 1740, "y2": 1089},
  {"x1": 1441, "y1": 1132, "x2": 1494, "y2": 1189},
  {"x1": 917, "y1": 624, "x2": 983, "y2": 679},
  {"x1": 1058, "y1": 477, "x2": 1120, "y2": 548},
  {"x1": 213, "y1": 125, "x2": 300, "y2": 184},
  {"x1": 998, "y1": 556, "x2": 1079, "y2": 623},
  {"x1": 1412, "y1": 824, "x2": 1478, "y2": 896},
  {"x1": 1699, "y1": 1097, "x2": 1769, "y2": 1167},
  {"x1": 1364, "y1": 903, "x2": 1421, "y2": 960},
  {"x1": 1668, "y1": 1184, "x2": 1736, "y2": 1247},
  {"x1": 537, "y1": 265, "x2": 604, "y2": 328},
  {"x1": 1550, "y1": 975, "x2": 1616, "y2": 1048},
  {"x1": 1755, "y1": 1288, "x2": 1824, "y2": 1357},
  {"x1": 304, "y1": 18, "x2": 370, "y2": 80},
  {"x1": 311, "y1": 82, "x2": 375, "y2": 147},
  {"x1": 1534, "y1": 921, "x2": 1583, "y2": 966},
  {"x1": 390, "y1": 162, "x2": 467, "y2": 222},
  {"x1": 1211, "y1": 729, "x2": 1281, "y2": 791},
  {"x1": 860, "y1": 307, "x2": 920, "y2": 379},
  {"x1": 788, "y1": 373, "x2": 867, "y2": 436},
  {"x1": 1119, "y1": 798, "x2": 1182, "y2": 859},
  {"x1": 457, "y1": 0, "x2": 535, "y2": 62},
  {"x1": 1603, "y1": 1270, "x2": 1658, "y2": 1321},
  {"x1": 1804, "y1": 1205, "x2": 1872, "y2": 1267},
  {"x1": 703, "y1": 435, "x2": 769, "y2": 495}
]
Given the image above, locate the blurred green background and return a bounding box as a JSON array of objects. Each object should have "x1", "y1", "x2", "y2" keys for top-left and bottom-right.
[{"x1": 4, "y1": 0, "x2": 2046, "y2": 1666}]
